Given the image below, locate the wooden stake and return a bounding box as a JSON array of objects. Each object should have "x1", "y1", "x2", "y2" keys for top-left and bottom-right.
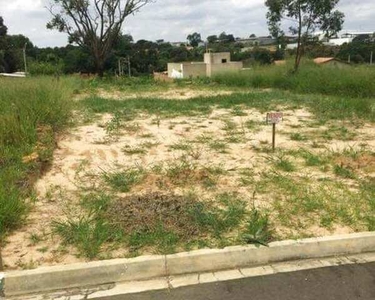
[
  {"x1": 0, "y1": 244, "x2": 3, "y2": 272},
  {"x1": 272, "y1": 123, "x2": 276, "y2": 152}
]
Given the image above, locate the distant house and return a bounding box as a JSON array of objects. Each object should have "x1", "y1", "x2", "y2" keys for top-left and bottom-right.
[
  {"x1": 274, "y1": 60, "x2": 286, "y2": 66},
  {"x1": 237, "y1": 36, "x2": 277, "y2": 47},
  {"x1": 167, "y1": 52, "x2": 243, "y2": 79},
  {"x1": 0, "y1": 72, "x2": 26, "y2": 78},
  {"x1": 170, "y1": 42, "x2": 186, "y2": 47},
  {"x1": 313, "y1": 57, "x2": 350, "y2": 68},
  {"x1": 320, "y1": 31, "x2": 375, "y2": 46},
  {"x1": 241, "y1": 45, "x2": 278, "y2": 53}
]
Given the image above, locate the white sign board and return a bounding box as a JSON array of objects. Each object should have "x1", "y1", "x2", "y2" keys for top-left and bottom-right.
[{"x1": 266, "y1": 112, "x2": 283, "y2": 124}]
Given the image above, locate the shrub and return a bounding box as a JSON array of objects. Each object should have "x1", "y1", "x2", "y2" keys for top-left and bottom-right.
[{"x1": 28, "y1": 61, "x2": 64, "y2": 76}]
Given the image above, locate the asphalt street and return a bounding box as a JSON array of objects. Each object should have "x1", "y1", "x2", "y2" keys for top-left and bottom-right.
[{"x1": 123, "y1": 262, "x2": 375, "y2": 300}]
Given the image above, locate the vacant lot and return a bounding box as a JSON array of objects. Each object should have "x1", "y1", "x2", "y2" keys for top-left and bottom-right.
[{"x1": 2, "y1": 74, "x2": 375, "y2": 270}]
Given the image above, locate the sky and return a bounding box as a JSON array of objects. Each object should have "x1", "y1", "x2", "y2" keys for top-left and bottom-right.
[{"x1": 0, "y1": 0, "x2": 374, "y2": 48}]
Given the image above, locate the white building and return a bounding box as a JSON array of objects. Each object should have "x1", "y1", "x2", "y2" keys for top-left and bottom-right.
[
  {"x1": 325, "y1": 31, "x2": 374, "y2": 46},
  {"x1": 168, "y1": 52, "x2": 243, "y2": 79}
]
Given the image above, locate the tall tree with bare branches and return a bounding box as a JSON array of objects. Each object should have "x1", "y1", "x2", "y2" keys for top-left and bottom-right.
[{"x1": 47, "y1": 0, "x2": 153, "y2": 77}]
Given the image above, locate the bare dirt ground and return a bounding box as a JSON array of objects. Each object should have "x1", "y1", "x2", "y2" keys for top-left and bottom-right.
[
  {"x1": 76, "y1": 87, "x2": 238, "y2": 101},
  {"x1": 3, "y1": 89, "x2": 375, "y2": 270}
]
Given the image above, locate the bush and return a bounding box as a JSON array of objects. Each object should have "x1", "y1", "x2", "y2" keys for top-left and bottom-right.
[{"x1": 28, "y1": 61, "x2": 64, "y2": 76}]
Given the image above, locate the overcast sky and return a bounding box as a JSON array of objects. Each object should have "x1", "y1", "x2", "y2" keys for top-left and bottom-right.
[{"x1": 1, "y1": 0, "x2": 374, "y2": 48}]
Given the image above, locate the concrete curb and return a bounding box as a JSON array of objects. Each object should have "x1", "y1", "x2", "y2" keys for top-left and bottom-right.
[{"x1": 4, "y1": 232, "x2": 375, "y2": 297}]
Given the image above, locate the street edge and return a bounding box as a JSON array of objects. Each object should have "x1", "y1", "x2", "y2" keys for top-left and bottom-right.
[{"x1": 3, "y1": 231, "x2": 375, "y2": 297}]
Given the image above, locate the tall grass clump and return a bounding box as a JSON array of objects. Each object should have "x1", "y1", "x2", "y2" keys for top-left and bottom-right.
[
  {"x1": 213, "y1": 61, "x2": 375, "y2": 99},
  {"x1": 0, "y1": 76, "x2": 77, "y2": 237}
]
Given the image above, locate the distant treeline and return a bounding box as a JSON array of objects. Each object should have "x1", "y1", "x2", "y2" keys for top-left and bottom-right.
[
  {"x1": 1, "y1": 15, "x2": 374, "y2": 76},
  {"x1": 0, "y1": 36, "x2": 278, "y2": 76}
]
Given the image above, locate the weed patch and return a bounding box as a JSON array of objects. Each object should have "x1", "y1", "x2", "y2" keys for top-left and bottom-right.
[
  {"x1": 0, "y1": 77, "x2": 77, "y2": 236},
  {"x1": 241, "y1": 209, "x2": 273, "y2": 246},
  {"x1": 53, "y1": 215, "x2": 116, "y2": 259},
  {"x1": 102, "y1": 168, "x2": 145, "y2": 192}
]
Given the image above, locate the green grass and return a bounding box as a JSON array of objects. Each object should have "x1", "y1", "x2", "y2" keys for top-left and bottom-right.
[
  {"x1": 83, "y1": 75, "x2": 169, "y2": 93},
  {"x1": 53, "y1": 215, "x2": 117, "y2": 259},
  {"x1": 334, "y1": 165, "x2": 356, "y2": 179},
  {"x1": 257, "y1": 172, "x2": 375, "y2": 233},
  {"x1": 311, "y1": 125, "x2": 358, "y2": 142},
  {"x1": 102, "y1": 168, "x2": 145, "y2": 193},
  {"x1": 0, "y1": 76, "x2": 78, "y2": 237},
  {"x1": 52, "y1": 190, "x2": 274, "y2": 258},
  {"x1": 163, "y1": 159, "x2": 221, "y2": 189},
  {"x1": 290, "y1": 133, "x2": 308, "y2": 141},
  {"x1": 209, "y1": 140, "x2": 229, "y2": 153},
  {"x1": 241, "y1": 209, "x2": 273, "y2": 246},
  {"x1": 213, "y1": 61, "x2": 375, "y2": 99},
  {"x1": 192, "y1": 193, "x2": 246, "y2": 237},
  {"x1": 128, "y1": 225, "x2": 180, "y2": 254},
  {"x1": 301, "y1": 151, "x2": 326, "y2": 167},
  {"x1": 122, "y1": 146, "x2": 147, "y2": 155},
  {"x1": 269, "y1": 155, "x2": 296, "y2": 172},
  {"x1": 288, "y1": 149, "x2": 328, "y2": 167},
  {"x1": 245, "y1": 120, "x2": 263, "y2": 133},
  {"x1": 170, "y1": 140, "x2": 193, "y2": 151},
  {"x1": 81, "y1": 87, "x2": 375, "y2": 124},
  {"x1": 231, "y1": 106, "x2": 247, "y2": 116},
  {"x1": 53, "y1": 193, "x2": 258, "y2": 259}
]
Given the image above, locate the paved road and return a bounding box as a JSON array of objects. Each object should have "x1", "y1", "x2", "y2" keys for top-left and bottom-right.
[{"x1": 124, "y1": 262, "x2": 375, "y2": 300}]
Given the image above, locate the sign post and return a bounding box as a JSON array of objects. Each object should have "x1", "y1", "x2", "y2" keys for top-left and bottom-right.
[
  {"x1": 0, "y1": 243, "x2": 3, "y2": 272},
  {"x1": 266, "y1": 112, "x2": 283, "y2": 151}
]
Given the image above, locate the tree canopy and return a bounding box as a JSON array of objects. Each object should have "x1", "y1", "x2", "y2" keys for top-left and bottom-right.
[
  {"x1": 47, "y1": 0, "x2": 152, "y2": 76},
  {"x1": 218, "y1": 32, "x2": 235, "y2": 43},
  {"x1": 265, "y1": 0, "x2": 344, "y2": 71},
  {"x1": 0, "y1": 17, "x2": 7, "y2": 37},
  {"x1": 187, "y1": 32, "x2": 202, "y2": 47},
  {"x1": 0, "y1": 17, "x2": 34, "y2": 73}
]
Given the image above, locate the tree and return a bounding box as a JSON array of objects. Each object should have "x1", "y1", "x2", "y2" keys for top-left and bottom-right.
[
  {"x1": 207, "y1": 35, "x2": 218, "y2": 44},
  {"x1": 47, "y1": 0, "x2": 152, "y2": 77},
  {"x1": 337, "y1": 38, "x2": 375, "y2": 64},
  {"x1": 0, "y1": 18, "x2": 35, "y2": 73},
  {"x1": 219, "y1": 32, "x2": 235, "y2": 43},
  {"x1": 265, "y1": 0, "x2": 344, "y2": 71},
  {"x1": 250, "y1": 34, "x2": 257, "y2": 38},
  {"x1": 0, "y1": 17, "x2": 8, "y2": 72},
  {"x1": 187, "y1": 32, "x2": 202, "y2": 47},
  {"x1": 0, "y1": 17, "x2": 7, "y2": 37},
  {"x1": 5, "y1": 35, "x2": 35, "y2": 72}
]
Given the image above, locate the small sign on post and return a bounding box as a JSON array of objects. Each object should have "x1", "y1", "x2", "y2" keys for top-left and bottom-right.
[{"x1": 266, "y1": 112, "x2": 283, "y2": 151}]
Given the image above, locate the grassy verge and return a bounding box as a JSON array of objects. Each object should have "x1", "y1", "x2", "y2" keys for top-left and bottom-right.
[
  {"x1": 0, "y1": 76, "x2": 78, "y2": 238},
  {"x1": 212, "y1": 62, "x2": 375, "y2": 99},
  {"x1": 81, "y1": 90, "x2": 375, "y2": 122}
]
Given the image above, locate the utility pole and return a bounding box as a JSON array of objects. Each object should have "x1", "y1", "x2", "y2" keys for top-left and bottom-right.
[
  {"x1": 127, "y1": 56, "x2": 131, "y2": 77},
  {"x1": 118, "y1": 59, "x2": 122, "y2": 76},
  {"x1": 118, "y1": 57, "x2": 131, "y2": 77},
  {"x1": 371, "y1": 51, "x2": 373, "y2": 65},
  {"x1": 23, "y1": 42, "x2": 28, "y2": 74}
]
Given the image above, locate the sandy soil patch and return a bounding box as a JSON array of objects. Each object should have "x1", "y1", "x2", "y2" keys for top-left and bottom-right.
[
  {"x1": 3, "y1": 106, "x2": 375, "y2": 270},
  {"x1": 76, "y1": 88, "x2": 237, "y2": 101}
]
